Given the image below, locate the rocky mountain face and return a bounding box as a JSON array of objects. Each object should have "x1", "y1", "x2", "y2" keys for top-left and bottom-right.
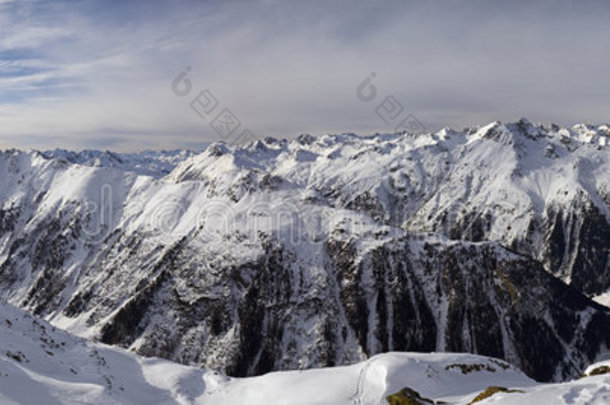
[{"x1": 0, "y1": 120, "x2": 609, "y2": 382}]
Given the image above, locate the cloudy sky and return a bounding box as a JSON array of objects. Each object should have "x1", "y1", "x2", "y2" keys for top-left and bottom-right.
[{"x1": 1, "y1": 0, "x2": 609, "y2": 151}]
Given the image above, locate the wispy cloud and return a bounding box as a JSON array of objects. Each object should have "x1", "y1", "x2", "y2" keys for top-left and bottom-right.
[{"x1": 0, "y1": 0, "x2": 609, "y2": 151}]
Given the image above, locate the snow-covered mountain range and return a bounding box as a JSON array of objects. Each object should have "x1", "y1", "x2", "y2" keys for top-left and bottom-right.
[
  {"x1": 42, "y1": 148, "x2": 203, "y2": 178},
  {"x1": 2, "y1": 299, "x2": 609, "y2": 404},
  {"x1": 1, "y1": 119, "x2": 610, "y2": 385}
]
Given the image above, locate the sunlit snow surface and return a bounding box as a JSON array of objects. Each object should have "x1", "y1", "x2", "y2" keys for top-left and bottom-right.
[{"x1": 1, "y1": 300, "x2": 609, "y2": 404}]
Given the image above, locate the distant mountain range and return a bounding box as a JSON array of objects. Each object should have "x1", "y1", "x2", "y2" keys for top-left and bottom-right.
[{"x1": 42, "y1": 148, "x2": 204, "y2": 178}]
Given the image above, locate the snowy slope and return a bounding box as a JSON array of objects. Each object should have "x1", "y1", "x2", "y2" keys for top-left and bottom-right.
[
  {"x1": 207, "y1": 354, "x2": 610, "y2": 405},
  {"x1": 2, "y1": 299, "x2": 610, "y2": 404},
  {"x1": 0, "y1": 299, "x2": 227, "y2": 404}
]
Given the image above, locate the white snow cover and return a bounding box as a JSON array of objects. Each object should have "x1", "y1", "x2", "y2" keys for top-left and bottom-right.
[
  {"x1": 594, "y1": 291, "x2": 610, "y2": 307},
  {"x1": 1, "y1": 300, "x2": 610, "y2": 404}
]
